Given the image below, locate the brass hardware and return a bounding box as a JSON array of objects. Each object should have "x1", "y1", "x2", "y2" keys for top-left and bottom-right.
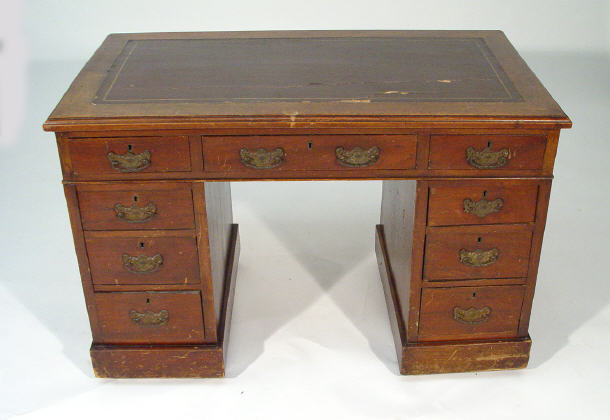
[
  {"x1": 114, "y1": 202, "x2": 157, "y2": 223},
  {"x1": 453, "y1": 306, "x2": 491, "y2": 325},
  {"x1": 459, "y1": 248, "x2": 499, "y2": 267},
  {"x1": 129, "y1": 309, "x2": 169, "y2": 326},
  {"x1": 239, "y1": 147, "x2": 285, "y2": 169},
  {"x1": 463, "y1": 196, "x2": 504, "y2": 218},
  {"x1": 107, "y1": 150, "x2": 151, "y2": 172},
  {"x1": 335, "y1": 146, "x2": 380, "y2": 167},
  {"x1": 122, "y1": 253, "x2": 163, "y2": 274},
  {"x1": 465, "y1": 146, "x2": 510, "y2": 169}
]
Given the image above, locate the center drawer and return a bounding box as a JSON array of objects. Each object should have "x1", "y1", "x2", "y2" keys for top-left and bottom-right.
[
  {"x1": 424, "y1": 225, "x2": 532, "y2": 280},
  {"x1": 84, "y1": 231, "x2": 200, "y2": 285},
  {"x1": 202, "y1": 135, "x2": 417, "y2": 173},
  {"x1": 94, "y1": 291, "x2": 205, "y2": 344}
]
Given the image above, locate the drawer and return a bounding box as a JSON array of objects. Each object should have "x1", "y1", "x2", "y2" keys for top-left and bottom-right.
[
  {"x1": 428, "y1": 182, "x2": 538, "y2": 226},
  {"x1": 424, "y1": 226, "x2": 532, "y2": 280},
  {"x1": 418, "y1": 285, "x2": 525, "y2": 341},
  {"x1": 78, "y1": 183, "x2": 195, "y2": 231},
  {"x1": 84, "y1": 231, "x2": 199, "y2": 285},
  {"x1": 202, "y1": 135, "x2": 417, "y2": 172},
  {"x1": 428, "y1": 134, "x2": 546, "y2": 170},
  {"x1": 94, "y1": 291, "x2": 204, "y2": 344},
  {"x1": 68, "y1": 136, "x2": 191, "y2": 177}
]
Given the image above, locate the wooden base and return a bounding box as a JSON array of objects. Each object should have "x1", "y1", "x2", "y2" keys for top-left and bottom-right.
[
  {"x1": 90, "y1": 224, "x2": 240, "y2": 378},
  {"x1": 375, "y1": 225, "x2": 531, "y2": 375}
]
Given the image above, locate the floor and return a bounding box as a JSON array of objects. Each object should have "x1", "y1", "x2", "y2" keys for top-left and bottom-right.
[{"x1": 0, "y1": 52, "x2": 608, "y2": 419}]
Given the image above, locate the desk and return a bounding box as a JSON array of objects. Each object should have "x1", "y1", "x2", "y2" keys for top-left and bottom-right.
[{"x1": 43, "y1": 31, "x2": 571, "y2": 377}]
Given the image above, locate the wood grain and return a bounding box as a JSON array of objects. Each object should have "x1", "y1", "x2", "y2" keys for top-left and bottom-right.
[
  {"x1": 418, "y1": 285, "x2": 525, "y2": 341},
  {"x1": 428, "y1": 134, "x2": 547, "y2": 170},
  {"x1": 427, "y1": 181, "x2": 538, "y2": 226},
  {"x1": 424, "y1": 225, "x2": 533, "y2": 280},
  {"x1": 94, "y1": 291, "x2": 205, "y2": 344},
  {"x1": 84, "y1": 230, "x2": 199, "y2": 285},
  {"x1": 78, "y1": 182, "x2": 195, "y2": 230}
]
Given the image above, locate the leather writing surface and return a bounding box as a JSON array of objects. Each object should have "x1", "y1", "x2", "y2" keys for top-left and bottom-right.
[{"x1": 95, "y1": 37, "x2": 522, "y2": 104}]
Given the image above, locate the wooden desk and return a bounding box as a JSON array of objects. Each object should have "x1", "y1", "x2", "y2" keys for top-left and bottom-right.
[{"x1": 43, "y1": 31, "x2": 571, "y2": 377}]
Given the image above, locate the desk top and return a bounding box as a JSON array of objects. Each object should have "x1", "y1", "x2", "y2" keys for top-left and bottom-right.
[{"x1": 44, "y1": 31, "x2": 570, "y2": 131}]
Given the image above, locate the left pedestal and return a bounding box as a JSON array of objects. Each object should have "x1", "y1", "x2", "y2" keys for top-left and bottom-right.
[{"x1": 63, "y1": 179, "x2": 238, "y2": 378}]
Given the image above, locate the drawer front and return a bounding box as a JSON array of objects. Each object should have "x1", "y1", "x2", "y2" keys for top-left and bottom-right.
[
  {"x1": 94, "y1": 291, "x2": 204, "y2": 344},
  {"x1": 418, "y1": 285, "x2": 525, "y2": 341},
  {"x1": 424, "y1": 226, "x2": 532, "y2": 280},
  {"x1": 68, "y1": 136, "x2": 191, "y2": 177},
  {"x1": 78, "y1": 183, "x2": 195, "y2": 231},
  {"x1": 428, "y1": 183, "x2": 538, "y2": 226},
  {"x1": 85, "y1": 232, "x2": 199, "y2": 285},
  {"x1": 202, "y1": 135, "x2": 417, "y2": 173},
  {"x1": 428, "y1": 134, "x2": 546, "y2": 170}
]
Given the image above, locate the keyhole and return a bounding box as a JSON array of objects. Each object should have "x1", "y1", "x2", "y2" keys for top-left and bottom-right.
[
  {"x1": 483, "y1": 190, "x2": 487, "y2": 197},
  {"x1": 477, "y1": 237, "x2": 482, "y2": 243},
  {"x1": 487, "y1": 141, "x2": 492, "y2": 148},
  {"x1": 308, "y1": 142, "x2": 313, "y2": 150},
  {"x1": 472, "y1": 292, "x2": 477, "y2": 298},
  {"x1": 139, "y1": 242, "x2": 145, "y2": 249},
  {"x1": 133, "y1": 195, "x2": 138, "y2": 202},
  {"x1": 128, "y1": 144, "x2": 133, "y2": 151},
  {"x1": 146, "y1": 298, "x2": 150, "y2": 304}
]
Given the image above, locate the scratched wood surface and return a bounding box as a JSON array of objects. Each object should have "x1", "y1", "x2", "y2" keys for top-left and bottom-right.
[{"x1": 43, "y1": 31, "x2": 570, "y2": 132}]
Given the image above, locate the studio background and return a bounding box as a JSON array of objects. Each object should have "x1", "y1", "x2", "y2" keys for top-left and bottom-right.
[{"x1": 1, "y1": 1, "x2": 608, "y2": 419}]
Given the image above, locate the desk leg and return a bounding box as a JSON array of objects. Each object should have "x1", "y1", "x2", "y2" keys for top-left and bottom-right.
[
  {"x1": 84, "y1": 182, "x2": 239, "y2": 378},
  {"x1": 377, "y1": 179, "x2": 537, "y2": 374}
]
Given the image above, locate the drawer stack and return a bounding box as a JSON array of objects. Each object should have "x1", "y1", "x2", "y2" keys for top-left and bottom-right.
[
  {"x1": 66, "y1": 136, "x2": 207, "y2": 347},
  {"x1": 420, "y1": 180, "x2": 539, "y2": 341}
]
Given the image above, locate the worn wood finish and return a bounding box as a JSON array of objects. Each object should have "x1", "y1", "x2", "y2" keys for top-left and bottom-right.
[
  {"x1": 402, "y1": 338, "x2": 531, "y2": 375},
  {"x1": 84, "y1": 230, "x2": 200, "y2": 285},
  {"x1": 427, "y1": 181, "x2": 538, "y2": 226},
  {"x1": 94, "y1": 291, "x2": 205, "y2": 344},
  {"x1": 204, "y1": 183, "x2": 234, "y2": 330},
  {"x1": 68, "y1": 136, "x2": 192, "y2": 177},
  {"x1": 376, "y1": 226, "x2": 532, "y2": 374},
  {"x1": 77, "y1": 182, "x2": 195, "y2": 231},
  {"x1": 202, "y1": 135, "x2": 417, "y2": 174},
  {"x1": 428, "y1": 134, "x2": 547, "y2": 170},
  {"x1": 90, "y1": 224, "x2": 239, "y2": 377},
  {"x1": 46, "y1": 31, "x2": 570, "y2": 376},
  {"x1": 418, "y1": 285, "x2": 525, "y2": 341}
]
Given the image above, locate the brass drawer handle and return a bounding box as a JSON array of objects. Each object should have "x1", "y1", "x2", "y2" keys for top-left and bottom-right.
[
  {"x1": 465, "y1": 146, "x2": 509, "y2": 169},
  {"x1": 335, "y1": 146, "x2": 380, "y2": 167},
  {"x1": 122, "y1": 253, "x2": 163, "y2": 274},
  {"x1": 453, "y1": 306, "x2": 491, "y2": 325},
  {"x1": 459, "y1": 248, "x2": 499, "y2": 267},
  {"x1": 114, "y1": 202, "x2": 157, "y2": 223},
  {"x1": 107, "y1": 150, "x2": 151, "y2": 172},
  {"x1": 239, "y1": 147, "x2": 285, "y2": 169},
  {"x1": 129, "y1": 309, "x2": 169, "y2": 326},
  {"x1": 463, "y1": 197, "x2": 504, "y2": 218}
]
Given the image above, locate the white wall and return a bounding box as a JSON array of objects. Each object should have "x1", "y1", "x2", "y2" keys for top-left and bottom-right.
[{"x1": 24, "y1": 0, "x2": 610, "y2": 61}]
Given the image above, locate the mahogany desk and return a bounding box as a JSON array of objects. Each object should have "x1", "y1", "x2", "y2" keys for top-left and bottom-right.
[{"x1": 43, "y1": 31, "x2": 571, "y2": 377}]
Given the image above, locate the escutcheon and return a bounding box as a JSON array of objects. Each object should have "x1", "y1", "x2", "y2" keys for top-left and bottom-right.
[
  {"x1": 459, "y1": 248, "x2": 499, "y2": 267},
  {"x1": 463, "y1": 196, "x2": 504, "y2": 218},
  {"x1": 453, "y1": 306, "x2": 492, "y2": 324},
  {"x1": 129, "y1": 309, "x2": 169, "y2": 326},
  {"x1": 335, "y1": 146, "x2": 380, "y2": 167},
  {"x1": 465, "y1": 146, "x2": 510, "y2": 169},
  {"x1": 107, "y1": 150, "x2": 151, "y2": 172},
  {"x1": 239, "y1": 147, "x2": 285, "y2": 169},
  {"x1": 122, "y1": 253, "x2": 164, "y2": 274},
  {"x1": 114, "y1": 202, "x2": 157, "y2": 223}
]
